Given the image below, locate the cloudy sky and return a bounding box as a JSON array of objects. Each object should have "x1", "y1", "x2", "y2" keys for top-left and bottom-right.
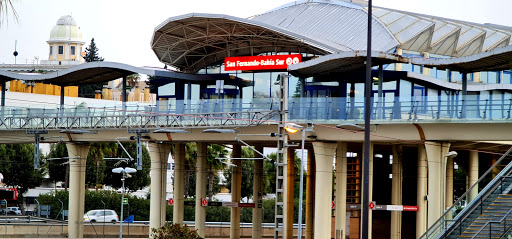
[{"x1": 0, "y1": 0, "x2": 511, "y2": 67}]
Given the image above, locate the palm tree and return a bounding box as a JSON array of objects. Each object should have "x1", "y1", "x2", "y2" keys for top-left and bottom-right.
[
  {"x1": 207, "y1": 144, "x2": 228, "y2": 200},
  {"x1": 184, "y1": 142, "x2": 197, "y2": 198},
  {"x1": 0, "y1": 0, "x2": 18, "y2": 26}
]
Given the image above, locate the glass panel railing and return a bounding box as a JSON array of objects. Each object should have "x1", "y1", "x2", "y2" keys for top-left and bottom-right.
[
  {"x1": 1, "y1": 95, "x2": 512, "y2": 125},
  {"x1": 420, "y1": 147, "x2": 512, "y2": 239}
]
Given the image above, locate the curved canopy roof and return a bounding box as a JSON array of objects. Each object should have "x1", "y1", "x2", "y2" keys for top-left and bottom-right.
[
  {"x1": 151, "y1": 0, "x2": 512, "y2": 73},
  {"x1": 0, "y1": 61, "x2": 253, "y2": 88},
  {"x1": 289, "y1": 45, "x2": 512, "y2": 77},
  {"x1": 150, "y1": 13, "x2": 338, "y2": 73},
  {"x1": 0, "y1": 62, "x2": 150, "y2": 86}
]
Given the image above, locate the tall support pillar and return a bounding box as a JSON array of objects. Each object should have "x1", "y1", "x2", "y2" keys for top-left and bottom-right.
[
  {"x1": 195, "y1": 142, "x2": 208, "y2": 238},
  {"x1": 391, "y1": 145, "x2": 403, "y2": 239},
  {"x1": 284, "y1": 147, "x2": 295, "y2": 239},
  {"x1": 230, "y1": 145, "x2": 242, "y2": 239},
  {"x1": 361, "y1": 143, "x2": 374, "y2": 239},
  {"x1": 468, "y1": 151, "x2": 479, "y2": 202},
  {"x1": 148, "y1": 143, "x2": 171, "y2": 235},
  {"x1": 66, "y1": 143, "x2": 90, "y2": 239},
  {"x1": 252, "y1": 145, "x2": 264, "y2": 239},
  {"x1": 424, "y1": 142, "x2": 450, "y2": 227},
  {"x1": 335, "y1": 142, "x2": 348, "y2": 239},
  {"x1": 416, "y1": 145, "x2": 428, "y2": 238},
  {"x1": 312, "y1": 142, "x2": 337, "y2": 239},
  {"x1": 305, "y1": 145, "x2": 315, "y2": 239},
  {"x1": 417, "y1": 145, "x2": 428, "y2": 238},
  {"x1": 173, "y1": 143, "x2": 185, "y2": 224}
]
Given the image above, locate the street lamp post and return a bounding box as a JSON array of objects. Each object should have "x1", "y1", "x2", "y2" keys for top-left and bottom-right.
[
  {"x1": 442, "y1": 151, "x2": 457, "y2": 229},
  {"x1": 285, "y1": 122, "x2": 314, "y2": 239},
  {"x1": 112, "y1": 167, "x2": 136, "y2": 239}
]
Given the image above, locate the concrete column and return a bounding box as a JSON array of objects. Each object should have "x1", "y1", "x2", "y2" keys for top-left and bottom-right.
[
  {"x1": 391, "y1": 145, "x2": 403, "y2": 239},
  {"x1": 417, "y1": 145, "x2": 428, "y2": 238},
  {"x1": 148, "y1": 143, "x2": 171, "y2": 234},
  {"x1": 285, "y1": 147, "x2": 295, "y2": 239},
  {"x1": 468, "y1": 151, "x2": 479, "y2": 202},
  {"x1": 195, "y1": 142, "x2": 208, "y2": 238},
  {"x1": 396, "y1": 48, "x2": 403, "y2": 71},
  {"x1": 252, "y1": 145, "x2": 264, "y2": 239},
  {"x1": 66, "y1": 143, "x2": 90, "y2": 239},
  {"x1": 422, "y1": 52, "x2": 430, "y2": 76},
  {"x1": 173, "y1": 143, "x2": 185, "y2": 224},
  {"x1": 312, "y1": 142, "x2": 337, "y2": 239},
  {"x1": 424, "y1": 142, "x2": 450, "y2": 227},
  {"x1": 230, "y1": 145, "x2": 242, "y2": 239},
  {"x1": 335, "y1": 142, "x2": 348, "y2": 239},
  {"x1": 361, "y1": 143, "x2": 374, "y2": 239},
  {"x1": 305, "y1": 145, "x2": 315, "y2": 239}
]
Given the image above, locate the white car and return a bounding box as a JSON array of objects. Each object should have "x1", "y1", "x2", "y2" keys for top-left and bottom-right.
[
  {"x1": 83, "y1": 209, "x2": 119, "y2": 223},
  {"x1": 6, "y1": 207, "x2": 21, "y2": 215}
]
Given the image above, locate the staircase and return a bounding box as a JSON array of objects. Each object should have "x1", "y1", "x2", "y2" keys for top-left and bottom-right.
[
  {"x1": 458, "y1": 194, "x2": 512, "y2": 238},
  {"x1": 419, "y1": 147, "x2": 512, "y2": 239}
]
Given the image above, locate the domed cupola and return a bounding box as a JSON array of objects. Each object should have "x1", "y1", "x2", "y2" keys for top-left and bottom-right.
[{"x1": 46, "y1": 15, "x2": 85, "y2": 64}]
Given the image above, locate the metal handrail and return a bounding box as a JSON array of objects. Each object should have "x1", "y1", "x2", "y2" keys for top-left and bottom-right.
[
  {"x1": 472, "y1": 207, "x2": 512, "y2": 239},
  {"x1": 420, "y1": 146, "x2": 512, "y2": 239}
]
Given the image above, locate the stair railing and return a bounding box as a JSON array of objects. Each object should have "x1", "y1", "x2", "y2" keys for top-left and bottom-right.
[
  {"x1": 420, "y1": 146, "x2": 512, "y2": 239},
  {"x1": 472, "y1": 206, "x2": 512, "y2": 239}
]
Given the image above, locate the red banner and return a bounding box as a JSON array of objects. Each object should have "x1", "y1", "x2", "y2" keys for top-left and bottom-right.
[
  {"x1": 403, "y1": 206, "x2": 419, "y2": 211},
  {"x1": 224, "y1": 54, "x2": 302, "y2": 71}
]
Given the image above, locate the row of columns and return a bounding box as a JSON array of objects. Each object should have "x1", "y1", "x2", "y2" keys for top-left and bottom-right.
[{"x1": 64, "y1": 139, "x2": 480, "y2": 239}]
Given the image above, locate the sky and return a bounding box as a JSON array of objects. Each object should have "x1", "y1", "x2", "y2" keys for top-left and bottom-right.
[{"x1": 0, "y1": 0, "x2": 511, "y2": 67}]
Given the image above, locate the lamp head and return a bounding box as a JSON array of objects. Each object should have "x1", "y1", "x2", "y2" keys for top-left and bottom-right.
[
  {"x1": 112, "y1": 167, "x2": 123, "y2": 174},
  {"x1": 285, "y1": 123, "x2": 303, "y2": 133},
  {"x1": 445, "y1": 151, "x2": 458, "y2": 158}
]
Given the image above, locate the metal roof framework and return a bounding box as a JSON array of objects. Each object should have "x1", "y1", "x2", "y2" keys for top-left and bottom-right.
[{"x1": 150, "y1": 13, "x2": 339, "y2": 74}]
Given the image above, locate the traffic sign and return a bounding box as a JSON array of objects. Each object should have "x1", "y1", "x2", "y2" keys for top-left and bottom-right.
[
  {"x1": 332, "y1": 201, "x2": 336, "y2": 210},
  {"x1": 369, "y1": 201, "x2": 375, "y2": 210},
  {"x1": 168, "y1": 198, "x2": 174, "y2": 206},
  {"x1": 123, "y1": 198, "x2": 128, "y2": 205},
  {"x1": 201, "y1": 198, "x2": 208, "y2": 207}
]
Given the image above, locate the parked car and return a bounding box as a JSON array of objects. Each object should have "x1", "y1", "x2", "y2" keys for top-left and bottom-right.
[
  {"x1": 6, "y1": 207, "x2": 21, "y2": 215},
  {"x1": 83, "y1": 209, "x2": 119, "y2": 223}
]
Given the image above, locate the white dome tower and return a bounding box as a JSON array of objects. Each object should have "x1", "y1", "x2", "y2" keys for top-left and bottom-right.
[{"x1": 45, "y1": 15, "x2": 85, "y2": 65}]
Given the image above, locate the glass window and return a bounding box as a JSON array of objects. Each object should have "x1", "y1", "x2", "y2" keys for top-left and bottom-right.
[
  {"x1": 58, "y1": 46, "x2": 64, "y2": 55},
  {"x1": 289, "y1": 75, "x2": 300, "y2": 98},
  {"x1": 158, "y1": 83, "x2": 175, "y2": 96},
  {"x1": 49, "y1": 46, "x2": 53, "y2": 56},
  {"x1": 238, "y1": 73, "x2": 254, "y2": 99},
  {"x1": 254, "y1": 72, "x2": 271, "y2": 98},
  {"x1": 70, "y1": 46, "x2": 76, "y2": 55},
  {"x1": 503, "y1": 71, "x2": 512, "y2": 84}
]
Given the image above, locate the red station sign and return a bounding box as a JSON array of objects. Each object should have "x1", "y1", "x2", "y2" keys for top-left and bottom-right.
[{"x1": 224, "y1": 54, "x2": 302, "y2": 71}]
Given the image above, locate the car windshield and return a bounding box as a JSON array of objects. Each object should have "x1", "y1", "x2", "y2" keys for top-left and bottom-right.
[{"x1": 85, "y1": 211, "x2": 97, "y2": 216}]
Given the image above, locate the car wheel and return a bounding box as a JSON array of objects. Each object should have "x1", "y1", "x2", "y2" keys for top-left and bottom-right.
[
  {"x1": 112, "y1": 219, "x2": 117, "y2": 223},
  {"x1": 90, "y1": 219, "x2": 96, "y2": 223}
]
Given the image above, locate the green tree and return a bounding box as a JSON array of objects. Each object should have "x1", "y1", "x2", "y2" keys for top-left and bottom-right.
[
  {"x1": 103, "y1": 142, "x2": 151, "y2": 192},
  {"x1": 83, "y1": 38, "x2": 104, "y2": 62},
  {"x1": 0, "y1": 144, "x2": 44, "y2": 209},
  {"x1": 223, "y1": 147, "x2": 257, "y2": 201},
  {"x1": 80, "y1": 38, "x2": 105, "y2": 98},
  {"x1": 47, "y1": 143, "x2": 69, "y2": 190},
  {"x1": 207, "y1": 144, "x2": 227, "y2": 200},
  {"x1": 85, "y1": 142, "x2": 118, "y2": 189},
  {"x1": 184, "y1": 142, "x2": 197, "y2": 198}
]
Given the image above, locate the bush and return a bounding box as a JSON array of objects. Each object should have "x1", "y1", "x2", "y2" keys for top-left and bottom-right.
[{"x1": 151, "y1": 223, "x2": 202, "y2": 239}]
